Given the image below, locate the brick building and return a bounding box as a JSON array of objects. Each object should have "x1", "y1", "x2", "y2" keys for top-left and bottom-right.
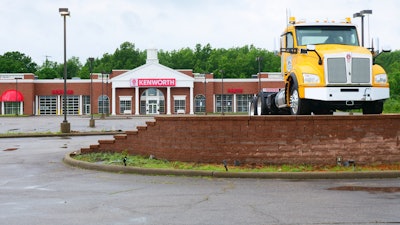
[{"x1": 0, "y1": 49, "x2": 284, "y2": 116}]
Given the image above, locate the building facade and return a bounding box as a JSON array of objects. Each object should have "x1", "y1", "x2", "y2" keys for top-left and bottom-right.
[{"x1": 0, "y1": 49, "x2": 284, "y2": 116}]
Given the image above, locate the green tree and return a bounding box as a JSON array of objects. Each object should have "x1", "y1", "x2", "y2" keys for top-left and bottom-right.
[
  {"x1": 388, "y1": 71, "x2": 400, "y2": 97},
  {"x1": 375, "y1": 50, "x2": 400, "y2": 74},
  {"x1": 112, "y1": 42, "x2": 145, "y2": 69},
  {"x1": 36, "y1": 59, "x2": 60, "y2": 79},
  {"x1": 166, "y1": 47, "x2": 195, "y2": 69},
  {"x1": 193, "y1": 43, "x2": 213, "y2": 73},
  {"x1": 36, "y1": 67, "x2": 59, "y2": 79},
  {"x1": 0, "y1": 51, "x2": 38, "y2": 73},
  {"x1": 57, "y1": 57, "x2": 82, "y2": 79}
]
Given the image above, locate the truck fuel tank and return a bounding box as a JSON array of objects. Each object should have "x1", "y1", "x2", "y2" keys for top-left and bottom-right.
[{"x1": 274, "y1": 89, "x2": 287, "y2": 108}]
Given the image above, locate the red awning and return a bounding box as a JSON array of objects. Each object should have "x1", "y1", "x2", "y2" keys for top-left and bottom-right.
[{"x1": 1, "y1": 90, "x2": 24, "y2": 102}]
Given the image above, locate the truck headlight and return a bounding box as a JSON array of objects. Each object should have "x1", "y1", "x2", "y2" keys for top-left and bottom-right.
[
  {"x1": 374, "y1": 74, "x2": 387, "y2": 83},
  {"x1": 303, "y1": 73, "x2": 320, "y2": 84}
]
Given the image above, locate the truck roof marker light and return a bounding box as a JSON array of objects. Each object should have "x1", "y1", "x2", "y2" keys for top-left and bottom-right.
[
  {"x1": 289, "y1": 17, "x2": 296, "y2": 24},
  {"x1": 345, "y1": 17, "x2": 351, "y2": 23}
]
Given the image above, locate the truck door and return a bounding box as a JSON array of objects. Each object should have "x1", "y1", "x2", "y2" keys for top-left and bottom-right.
[
  {"x1": 280, "y1": 32, "x2": 294, "y2": 77},
  {"x1": 281, "y1": 32, "x2": 296, "y2": 75}
]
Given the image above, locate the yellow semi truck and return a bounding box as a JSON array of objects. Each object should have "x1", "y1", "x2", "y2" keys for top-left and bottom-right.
[{"x1": 251, "y1": 17, "x2": 390, "y2": 115}]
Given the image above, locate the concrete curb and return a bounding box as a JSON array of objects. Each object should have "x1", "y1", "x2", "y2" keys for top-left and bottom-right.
[
  {"x1": 63, "y1": 152, "x2": 213, "y2": 177},
  {"x1": 0, "y1": 131, "x2": 124, "y2": 138},
  {"x1": 63, "y1": 152, "x2": 400, "y2": 179}
]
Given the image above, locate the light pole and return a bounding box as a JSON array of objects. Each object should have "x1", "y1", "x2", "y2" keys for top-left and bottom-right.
[
  {"x1": 100, "y1": 71, "x2": 105, "y2": 119},
  {"x1": 15, "y1": 77, "x2": 22, "y2": 116},
  {"x1": 204, "y1": 74, "x2": 207, "y2": 115},
  {"x1": 89, "y1": 57, "x2": 95, "y2": 127},
  {"x1": 106, "y1": 74, "x2": 109, "y2": 116},
  {"x1": 59, "y1": 7, "x2": 70, "y2": 133},
  {"x1": 220, "y1": 70, "x2": 224, "y2": 115},
  {"x1": 353, "y1": 10, "x2": 372, "y2": 47},
  {"x1": 256, "y1": 56, "x2": 263, "y2": 91}
]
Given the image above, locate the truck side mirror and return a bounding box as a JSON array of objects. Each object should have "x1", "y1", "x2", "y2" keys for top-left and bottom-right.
[
  {"x1": 305, "y1": 44, "x2": 322, "y2": 65},
  {"x1": 373, "y1": 47, "x2": 391, "y2": 63},
  {"x1": 381, "y1": 45, "x2": 391, "y2": 53},
  {"x1": 306, "y1": 44, "x2": 316, "y2": 51}
]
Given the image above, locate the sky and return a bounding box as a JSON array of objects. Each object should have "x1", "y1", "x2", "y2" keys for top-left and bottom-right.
[{"x1": 0, "y1": 0, "x2": 399, "y2": 65}]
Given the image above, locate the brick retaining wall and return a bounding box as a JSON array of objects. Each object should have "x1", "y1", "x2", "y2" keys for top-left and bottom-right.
[{"x1": 81, "y1": 115, "x2": 400, "y2": 166}]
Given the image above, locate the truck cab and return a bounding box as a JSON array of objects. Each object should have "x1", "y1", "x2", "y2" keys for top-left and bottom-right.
[{"x1": 279, "y1": 17, "x2": 389, "y2": 114}]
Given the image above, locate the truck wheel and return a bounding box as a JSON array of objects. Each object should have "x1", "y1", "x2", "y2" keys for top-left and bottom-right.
[
  {"x1": 267, "y1": 93, "x2": 280, "y2": 114},
  {"x1": 249, "y1": 96, "x2": 257, "y2": 116},
  {"x1": 257, "y1": 92, "x2": 268, "y2": 115},
  {"x1": 289, "y1": 83, "x2": 311, "y2": 115},
  {"x1": 362, "y1": 101, "x2": 383, "y2": 114}
]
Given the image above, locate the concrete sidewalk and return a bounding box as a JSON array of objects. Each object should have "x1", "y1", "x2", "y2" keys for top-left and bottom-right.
[{"x1": 0, "y1": 115, "x2": 154, "y2": 134}]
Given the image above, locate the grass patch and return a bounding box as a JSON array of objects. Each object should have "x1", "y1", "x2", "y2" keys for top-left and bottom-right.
[
  {"x1": 73, "y1": 152, "x2": 400, "y2": 173},
  {"x1": 0, "y1": 131, "x2": 57, "y2": 137}
]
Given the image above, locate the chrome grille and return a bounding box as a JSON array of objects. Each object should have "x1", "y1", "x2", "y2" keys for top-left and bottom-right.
[
  {"x1": 327, "y1": 58, "x2": 346, "y2": 83},
  {"x1": 351, "y1": 58, "x2": 370, "y2": 83},
  {"x1": 326, "y1": 55, "x2": 371, "y2": 84}
]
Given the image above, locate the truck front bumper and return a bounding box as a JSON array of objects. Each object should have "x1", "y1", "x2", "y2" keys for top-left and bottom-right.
[{"x1": 304, "y1": 87, "x2": 389, "y2": 101}]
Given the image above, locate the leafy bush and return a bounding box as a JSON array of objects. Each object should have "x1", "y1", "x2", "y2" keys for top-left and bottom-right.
[{"x1": 384, "y1": 96, "x2": 400, "y2": 113}]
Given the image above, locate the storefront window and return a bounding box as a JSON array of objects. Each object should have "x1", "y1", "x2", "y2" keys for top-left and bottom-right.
[
  {"x1": 236, "y1": 94, "x2": 253, "y2": 112},
  {"x1": 3, "y1": 102, "x2": 20, "y2": 115},
  {"x1": 174, "y1": 99, "x2": 186, "y2": 113},
  {"x1": 147, "y1": 88, "x2": 157, "y2": 96},
  {"x1": 83, "y1": 95, "x2": 90, "y2": 115},
  {"x1": 98, "y1": 95, "x2": 109, "y2": 114},
  {"x1": 159, "y1": 100, "x2": 165, "y2": 113},
  {"x1": 215, "y1": 94, "x2": 232, "y2": 113},
  {"x1": 140, "y1": 100, "x2": 146, "y2": 115},
  {"x1": 195, "y1": 94, "x2": 205, "y2": 113},
  {"x1": 120, "y1": 100, "x2": 131, "y2": 114}
]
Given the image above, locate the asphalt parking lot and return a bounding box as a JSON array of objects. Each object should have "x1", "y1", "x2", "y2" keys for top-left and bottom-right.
[
  {"x1": 0, "y1": 115, "x2": 153, "y2": 134},
  {"x1": 1, "y1": 115, "x2": 399, "y2": 224}
]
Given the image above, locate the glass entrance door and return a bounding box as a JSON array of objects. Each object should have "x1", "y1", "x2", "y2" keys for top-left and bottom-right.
[
  {"x1": 140, "y1": 88, "x2": 165, "y2": 115},
  {"x1": 85, "y1": 104, "x2": 91, "y2": 115},
  {"x1": 147, "y1": 100, "x2": 159, "y2": 114}
]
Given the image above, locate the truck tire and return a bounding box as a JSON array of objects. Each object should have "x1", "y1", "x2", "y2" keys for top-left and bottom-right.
[
  {"x1": 267, "y1": 93, "x2": 280, "y2": 115},
  {"x1": 257, "y1": 92, "x2": 268, "y2": 115},
  {"x1": 289, "y1": 82, "x2": 311, "y2": 115},
  {"x1": 362, "y1": 101, "x2": 383, "y2": 114},
  {"x1": 249, "y1": 96, "x2": 257, "y2": 116}
]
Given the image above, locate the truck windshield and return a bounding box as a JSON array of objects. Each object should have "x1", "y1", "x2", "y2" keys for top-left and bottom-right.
[{"x1": 296, "y1": 25, "x2": 359, "y2": 46}]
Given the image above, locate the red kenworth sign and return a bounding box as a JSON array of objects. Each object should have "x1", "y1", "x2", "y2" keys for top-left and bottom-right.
[{"x1": 130, "y1": 78, "x2": 176, "y2": 87}]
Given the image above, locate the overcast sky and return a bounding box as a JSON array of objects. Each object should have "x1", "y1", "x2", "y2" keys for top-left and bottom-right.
[{"x1": 1, "y1": 0, "x2": 399, "y2": 65}]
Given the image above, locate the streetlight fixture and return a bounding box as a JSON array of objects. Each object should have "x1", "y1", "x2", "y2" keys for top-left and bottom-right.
[
  {"x1": 89, "y1": 57, "x2": 95, "y2": 127},
  {"x1": 59, "y1": 7, "x2": 70, "y2": 133},
  {"x1": 15, "y1": 77, "x2": 22, "y2": 116},
  {"x1": 353, "y1": 9, "x2": 372, "y2": 47}
]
